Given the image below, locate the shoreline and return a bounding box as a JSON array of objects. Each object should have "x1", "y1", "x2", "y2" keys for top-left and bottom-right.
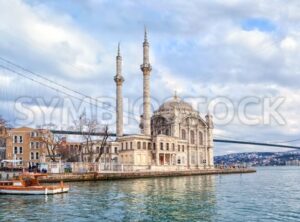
[{"x1": 39, "y1": 168, "x2": 256, "y2": 183}]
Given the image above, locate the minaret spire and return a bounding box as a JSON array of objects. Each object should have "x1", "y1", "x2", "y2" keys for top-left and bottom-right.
[
  {"x1": 174, "y1": 90, "x2": 178, "y2": 100},
  {"x1": 140, "y1": 27, "x2": 152, "y2": 136},
  {"x1": 144, "y1": 26, "x2": 148, "y2": 42},
  {"x1": 114, "y1": 43, "x2": 124, "y2": 138},
  {"x1": 117, "y1": 42, "x2": 120, "y2": 56}
]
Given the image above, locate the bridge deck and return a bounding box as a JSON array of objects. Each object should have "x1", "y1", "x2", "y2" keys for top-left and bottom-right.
[{"x1": 51, "y1": 130, "x2": 300, "y2": 150}]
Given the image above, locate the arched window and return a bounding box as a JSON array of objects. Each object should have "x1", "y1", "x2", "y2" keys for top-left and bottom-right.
[
  {"x1": 190, "y1": 130, "x2": 195, "y2": 144},
  {"x1": 137, "y1": 141, "x2": 141, "y2": 149},
  {"x1": 199, "y1": 132, "x2": 203, "y2": 145},
  {"x1": 181, "y1": 129, "x2": 186, "y2": 140},
  {"x1": 143, "y1": 142, "x2": 146, "y2": 149}
]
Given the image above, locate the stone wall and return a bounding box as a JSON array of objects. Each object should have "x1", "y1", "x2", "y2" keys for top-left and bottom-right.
[{"x1": 39, "y1": 168, "x2": 256, "y2": 183}]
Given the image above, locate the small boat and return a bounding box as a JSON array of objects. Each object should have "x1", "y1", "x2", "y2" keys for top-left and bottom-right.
[{"x1": 0, "y1": 173, "x2": 69, "y2": 195}]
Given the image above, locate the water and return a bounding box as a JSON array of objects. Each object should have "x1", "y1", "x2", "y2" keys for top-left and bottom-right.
[{"x1": 1, "y1": 167, "x2": 300, "y2": 222}]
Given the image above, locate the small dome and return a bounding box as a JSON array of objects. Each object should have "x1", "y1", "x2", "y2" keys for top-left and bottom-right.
[{"x1": 158, "y1": 96, "x2": 194, "y2": 112}]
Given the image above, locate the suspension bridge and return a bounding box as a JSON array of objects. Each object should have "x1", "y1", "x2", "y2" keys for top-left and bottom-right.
[
  {"x1": 1, "y1": 56, "x2": 299, "y2": 151},
  {"x1": 49, "y1": 130, "x2": 300, "y2": 150}
]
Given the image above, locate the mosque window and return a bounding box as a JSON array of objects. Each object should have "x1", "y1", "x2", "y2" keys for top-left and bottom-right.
[
  {"x1": 181, "y1": 129, "x2": 186, "y2": 140},
  {"x1": 190, "y1": 130, "x2": 195, "y2": 144},
  {"x1": 143, "y1": 142, "x2": 146, "y2": 149},
  {"x1": 191, "y1": 153, "x2": 196, "y2": 164},
  {"x1": 165, "y1": 129, "x2": 169, "y2": 136},
  {"x1": 137, "y1": 142, "x2": 141, "y2": 149},
  {"x1": 160, "y1": 142, "x2": 164, "y2": 150},
  {"x1": 199, "y1": 132, "x2": 203, "y2": 145}
]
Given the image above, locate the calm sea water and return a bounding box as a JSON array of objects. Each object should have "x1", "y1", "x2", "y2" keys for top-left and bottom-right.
[{"x1": 0, "y1": 167, "x2": 300, "y2": 222}]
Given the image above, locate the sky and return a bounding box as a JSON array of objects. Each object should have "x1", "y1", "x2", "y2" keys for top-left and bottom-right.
[{"x1": 0, "y1": 0, "x2": 300, "y2": 155}]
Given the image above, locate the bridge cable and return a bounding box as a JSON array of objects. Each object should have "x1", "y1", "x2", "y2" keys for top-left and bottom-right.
[
  {"x1": 0, "y1": 59, "x2": 140, "y2": 122},
  {"x1": 0, "y1": 64, "x2": 140, "y2": 123}
]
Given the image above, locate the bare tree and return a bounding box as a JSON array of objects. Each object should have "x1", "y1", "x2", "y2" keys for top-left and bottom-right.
[
  {"x1": 38, "y1": 126, "x2": 64, "y2": 162},
  {"x1": 41, "y1": 133, "x2": 64, "y2": 162},
  {"x1": 0, "y1": 116, "x2": 9, "y2": 147},
  {"x1": 0, "y1": 115, "x2": 8, "y2": 126},
  {"x1": 74, "y1": 113, "x2": 110, "y2": 163},
  {"x1": 95, "y1": 125, "x2": 109, "y2": 162}
]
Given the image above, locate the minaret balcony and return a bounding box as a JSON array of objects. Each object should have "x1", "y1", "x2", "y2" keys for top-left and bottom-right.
[
  {"x1": 114, "y1": 75, "x2": 124, "y2": 84},
  {"x1": 140, "y1": 64, "x2": 152, "y2": 72}
]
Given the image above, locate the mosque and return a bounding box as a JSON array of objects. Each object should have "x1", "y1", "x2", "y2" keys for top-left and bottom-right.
[{"x1": 111, "y1": 29, "x2": 214, "y2": 170}]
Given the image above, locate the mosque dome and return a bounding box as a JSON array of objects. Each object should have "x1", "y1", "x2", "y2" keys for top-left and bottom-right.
[{"x1": 158, "y1": 94, "x2": 194, "y2": 112}]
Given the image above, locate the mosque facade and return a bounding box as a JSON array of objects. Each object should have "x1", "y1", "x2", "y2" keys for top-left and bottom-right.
[{"x1": 112, "y1": 30, "x2": 214, "y2": 170}]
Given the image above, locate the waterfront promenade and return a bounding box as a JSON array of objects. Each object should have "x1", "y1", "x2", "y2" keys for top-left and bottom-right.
[{"x1": 39, "y1": 168, "x2": 256, "y2": 183}]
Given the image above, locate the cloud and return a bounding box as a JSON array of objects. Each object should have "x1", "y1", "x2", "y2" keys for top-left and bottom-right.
[{"x1": 0, "y1": 0, "x2": 300, "y2": 155}]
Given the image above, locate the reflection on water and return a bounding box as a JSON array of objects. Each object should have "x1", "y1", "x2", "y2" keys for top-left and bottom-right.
[
  {"x1": 116, "y1": 176, "x2": 216, "y2": 221},
  {"x1": 1, "y1": 167, "x2": 300, "y2": 221},
  {"x1": 0, "y1": 176, "x2": 215, "y2": 222}
]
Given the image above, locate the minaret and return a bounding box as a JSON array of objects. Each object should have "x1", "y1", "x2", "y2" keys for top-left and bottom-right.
[
  {"x1": 114, "y1": 43, "x2": 124, "y2": 138},
  {"x1": 140, "y1": 27, "x2": 152, "y2": 136}
]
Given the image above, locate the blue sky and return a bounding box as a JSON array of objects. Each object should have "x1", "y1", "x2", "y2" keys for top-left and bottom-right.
[
  {"x1": 241, "y1": 18, "x2": 276, "y2": 32},
  {"x1": 1, "y1": 0, "x2": 300, "y2": 155}
]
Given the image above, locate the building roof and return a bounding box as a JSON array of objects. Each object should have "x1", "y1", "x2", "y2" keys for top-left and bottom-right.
[{"x1": 9, "y1": 127, "x2": 34, "y2": 132}]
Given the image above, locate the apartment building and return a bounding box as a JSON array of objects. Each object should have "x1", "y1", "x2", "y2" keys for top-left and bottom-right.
[{"x1": 5, "y1": 127, "x2": 50, "y2": 167}]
